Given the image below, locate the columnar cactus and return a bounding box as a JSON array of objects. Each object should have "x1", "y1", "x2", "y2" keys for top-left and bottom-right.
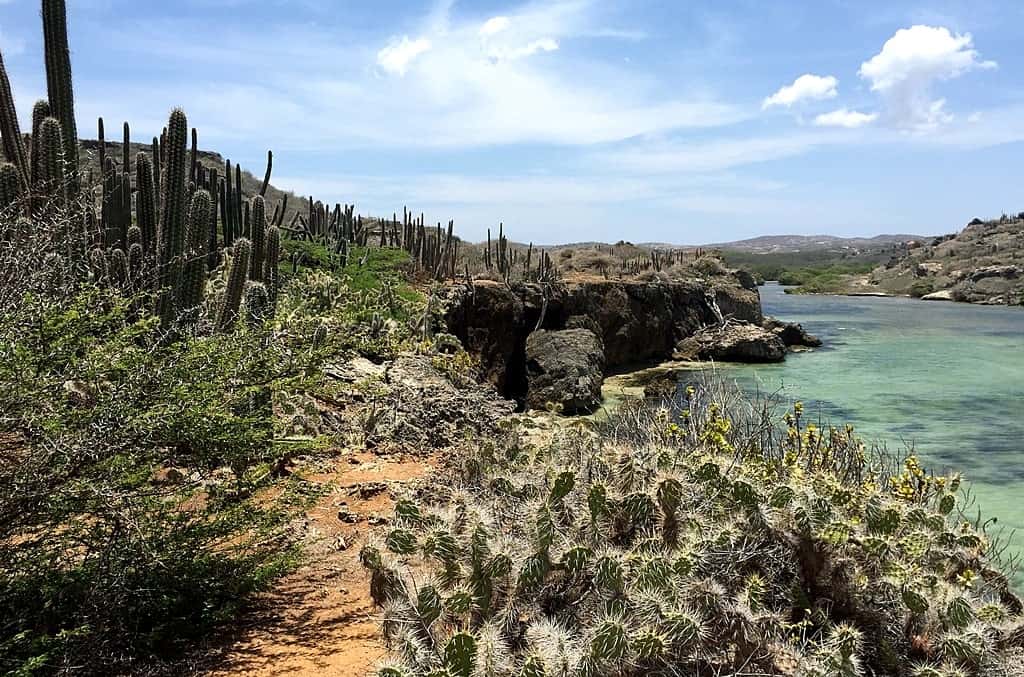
[
  {"x1": 217, "y1": 238, "x2": 251, "y2": 332},
  {"x1": 156, "y1": 108, "x2": 188, "y2": 325},
  {"x1": 151, "y1": 136, "x2": 161, "y2": 209},
  {"x1": 249, "y1": 195, "x2": 266, "y2": 281},
  {"x1": 175, "y1": 189, "x2": 211, "y2": 313},
  {"x1": 135, "y1": 153, "x2": 157, "y2": 255},
  {"x1": 30, "y1": 100, "x2": 52, "y2": 195},
  {"x1": 35, "y1": 117, "x2": 65, "y2": 202},
  {"x1": 0, "y1": 51, "x2": 29, "y2": 188},
  {"x1": 0, "y1": 162, "x2": 21, "y2": 211},
  {"x1": 265, "y1": 224, "x2": 280, "y2": 314},
  {"x1": 128, "y1": 242, "x2": 143, "y2": 282},
  {"x1": 41, "y1": 0, "x2": 79, "y2": 191}
]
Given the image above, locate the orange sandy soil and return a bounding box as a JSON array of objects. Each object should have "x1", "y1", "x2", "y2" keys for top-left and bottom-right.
[{"x1": 200, "y1": 449, "x2": 436, "y2": 677}]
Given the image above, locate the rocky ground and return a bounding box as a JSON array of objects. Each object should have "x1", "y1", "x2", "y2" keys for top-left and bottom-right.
[
  {"x1": 195, "y1": 271, "x2": 823, "y2": 676},
  {"x1": 869, "y1": 216, "x2": 1024, "y2": 305},
  {"x1": 190, "y1": 353, "x2": 513, "y2": 676}
]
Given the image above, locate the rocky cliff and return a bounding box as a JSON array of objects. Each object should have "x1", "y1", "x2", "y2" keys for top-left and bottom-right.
[{"x1": 443, "y1": 278, "x2": 763, "y2": 404}]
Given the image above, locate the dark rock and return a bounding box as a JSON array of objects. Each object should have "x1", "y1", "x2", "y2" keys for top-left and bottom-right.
[
  {"x1": 444, "y1": 279, "x2": 764, "y2": 401},
  {"x1": 337, "y1": 508, "x2": 361, "y2": 523},
  {"x1": 565, "y1": 314, "x2": 604, "y2": 348},
  {"x1": 969, "y1": 265, "x2": 1021, "y2": 282},
  {"x1": 350, "y1": 481, "x2": 388, "y2": 499},
  {"x1": 732, "y1": 269, "x2": 758, "y2": 291},
  {"x1": 674, "y1": 321, "x2": 786, "y2": 363},
  {"x1": 763, "y1": 316, "x2": 822, "y2": 348},
  {"x1": 525, "y1": 329, "x2": 604, "y2": 414},
  {"x1": 643, "y1": 371, "x2": 679, "y2": 400},
  {"x1": 441, "y1": 282, "x2": 526, "y2": 394}
]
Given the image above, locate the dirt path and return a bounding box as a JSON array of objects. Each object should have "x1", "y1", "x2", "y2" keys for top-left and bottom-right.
[{"x1": 201, "y1": 449, "x2": 434, "y2": 676}]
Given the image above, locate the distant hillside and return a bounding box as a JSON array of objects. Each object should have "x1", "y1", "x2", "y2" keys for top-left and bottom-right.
[
  {"x1": 869, "y1": 216, "x2": 1024, "y2": 305},
  {"x1": 707, "y1": 233, "x2": 926, "y2": 254}
]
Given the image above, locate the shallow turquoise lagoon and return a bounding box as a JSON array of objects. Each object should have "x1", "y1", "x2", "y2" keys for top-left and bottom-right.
[{"x1": 708, "y1": 283, "x2": 1024, "y2": 576}]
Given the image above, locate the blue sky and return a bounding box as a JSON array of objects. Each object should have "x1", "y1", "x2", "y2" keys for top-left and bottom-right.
[{"x1": 2, "y1": 0, "x2": 1023, "y2": 244}]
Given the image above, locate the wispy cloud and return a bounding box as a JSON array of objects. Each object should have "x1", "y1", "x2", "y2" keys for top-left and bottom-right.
[{"x1": 377, "y1": 36, "x2": 432, "y2": 75}]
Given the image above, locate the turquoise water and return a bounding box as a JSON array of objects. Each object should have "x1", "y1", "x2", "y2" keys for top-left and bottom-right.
[{"x1": 710, "y1": 283, "x2": 1024, "y2": 569}]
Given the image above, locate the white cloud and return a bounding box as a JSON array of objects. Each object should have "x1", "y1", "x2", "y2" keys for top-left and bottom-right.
[
  {"x1": 813, "y1": 108, "x2": 879, "y2": 128},
  {"x1": 859, "y1": 25, "x2": 996, "y2": 131},
  {"x1": 488, "y1": 38, "x2": 559, "y2": 62},
  {"x1": 762, "y1": 74, "x2": 838, "y2": 109},
  {"x1": 377, "y1": 36, "x2": 432, "y2": 75},
  {"x1": 480, "y1": 16, "x2": 511, "y2": 36}
]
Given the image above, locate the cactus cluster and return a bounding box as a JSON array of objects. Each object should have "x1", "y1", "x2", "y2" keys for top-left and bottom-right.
[
  {"x1": 41, "y1": 0, "x2": 78, "y2": 194},
  {"x1": 483, "y1": 223, "x2": 558, "y2": 284},
  {"x1": 364, "y1": 396, "x2": 1024, "y2": 677}
]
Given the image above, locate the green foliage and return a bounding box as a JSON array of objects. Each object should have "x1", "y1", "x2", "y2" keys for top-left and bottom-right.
[
  {"x1": 720, "y1": 247, "x2": 892, "y2": 284},
  {"x1": 776, "y1": 262, "x2": 878, "y2": 293},
  {"x1": 0, "y1": 281, "x2": 319, "y2": 674}
]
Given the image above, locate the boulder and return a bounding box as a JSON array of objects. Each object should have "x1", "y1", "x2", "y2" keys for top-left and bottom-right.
[
  {"x1": 674, "y1": 321, "x2": 787, "y2": 363},
  {"x1": 762, "y1": 316, "x2": 822, "y2": 348},
  {"x1": 525, "y1": 329, "x2": 605, "y2": 414},
  {"x1": 969, "y1": 265, "x2": 1021, "y2": 282},
  {"x1": 921, "y1": 289, "x2": 955, "y2": 302}
]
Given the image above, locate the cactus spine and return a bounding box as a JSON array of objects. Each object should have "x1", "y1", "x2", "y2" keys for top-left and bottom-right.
[
  {"x1": 29, "y1": 100, "x2": 52, "y2": 200},
  {"x1": 249, "y1": 195, "x2": 266, "y2": 281},
  {"x1": 36, "y1": 117, "x2": 65, "y2": 202},
  {"x1": 217, "y1": 238, "x2": 251, "y2": 331},
  {"x1": 156, "y1": 108, "x2": 188, "y2": 325},
  {"x1": 243, "y1": 281, "x2": 268, "y2": 328},
  {"x1": 176, "y1": 189, "x2": 211, "y2": 313},
  {"x1": 135, "y1": 152, "x2": 157, "y2": 255},
  {"x1": 41, "y1": 0, "x2": 78, "y2": 193},
  {"x1": 265, "y1": 225, "x2": 280, "y2": 314},
  {"x1": 0, "y1": 162, "x2": 21, "y2": 211},
  {"x1": 0, "y1": 51, "x2": 29, "y2": 189}
]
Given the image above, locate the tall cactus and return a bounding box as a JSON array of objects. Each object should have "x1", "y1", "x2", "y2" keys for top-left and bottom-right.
[
  {"x1": 156, "y1": 108, "x2": 188, "y2": 325},
  {"x1": 249, "y1": 195, "x2": 266, "y2": 281},
  {"x1": 151, "y1": 135, "x2": 161, "y2": 212},
  {"x1": 0, "y1": 51, "x2": 29, "y2": 188},
  {"x1": 41, "y1": 0, "x2": 79, "y2": 192},
  {"x1": 265, "y1": 225, "x2": 280, "y2": 314},
  {"x1": 135, "y1": 152, "x2": 157, "y2": 255},
  {"x1": 0, "y1": 162, "x2": 21, "y2": 211},
  {"x1": 35, "y1": 117, "x2": 65, "y2": 202},
  {"x1": 29, "y1": 100, "x2": 51, "y2": 195},
  {"x1": 176, "y1": 188, "x2": 211, "y2": 313},
  {"x1": 121, "y1": 121, "x2": 130, "y2": 175},
  {"x1": 218, "y1": 238, "x2": 251, "y2": 332}
]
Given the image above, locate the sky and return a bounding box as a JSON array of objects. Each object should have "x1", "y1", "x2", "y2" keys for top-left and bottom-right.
[{"x1": 2, "y1": 0, "x2": 1023, "y2": 244}]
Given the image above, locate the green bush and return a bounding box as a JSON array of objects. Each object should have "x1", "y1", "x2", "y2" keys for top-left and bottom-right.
[{"x1": 0, "y1": 281, "x2": 316, "y2": 674}]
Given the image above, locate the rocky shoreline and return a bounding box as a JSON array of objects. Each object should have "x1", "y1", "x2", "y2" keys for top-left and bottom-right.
[{"x1": 443, "y1": 278, "x2": 820, "y2": 414}]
